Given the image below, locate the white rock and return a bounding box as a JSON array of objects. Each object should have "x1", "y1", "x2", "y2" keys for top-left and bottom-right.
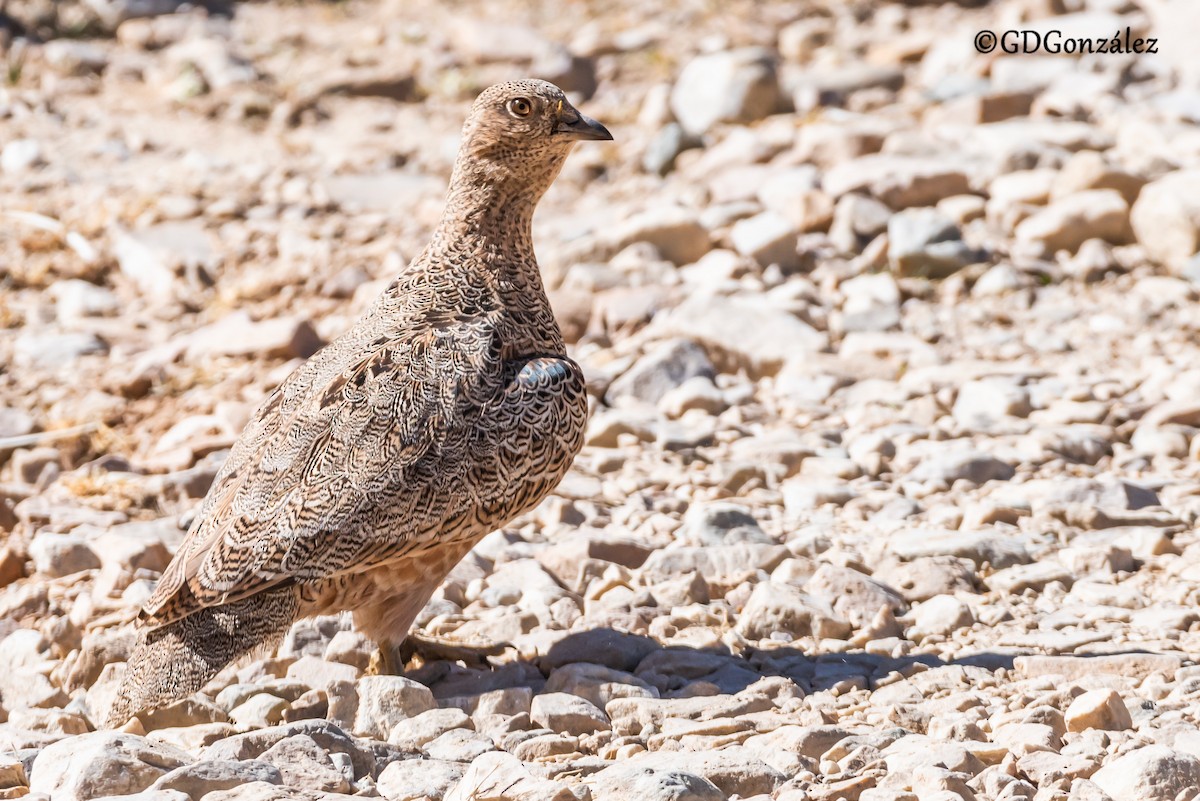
[
  {"x1": 840, "y1": 272, "x2": 900, "y2": 332},
  {"x1": 1065, "y1": 689, "x2": 1133, "y2": 732},
  {"x1": 619, "y1": 749, "x2": 786, "y2": 797},
  {"x1": 972, "y1": 263, "x2": 1028, "y2": 296},
  {"x1": 659, "y1": 376, "x2": 728, "y2": 417},
  {"x1": 1015, "y1": 189, "x2": 1132, "y2": 253},
  {"x1": 451, "y1": 19, "x2": 550, "y2": 63},
  {"x1": 885, "y1": 528, "x2": 1030, "y2": 569},
  {"x1": 778, "y1": 18, "x2": 832, "y2": 61},
  {"x1": 1131, "y1": 169, "x2": 1200, "y2": 273},
  {"x1": 1, "y1": 139, "x2": 45, "y2": 173},
  {"x1": 228, "y1": 694, "x2": 289, "y2": 729},
  {"x1": 792, "y1": 64, "x2": 903, "y2": 112},
  {"x1": 937, "y1": 194, "x2": 986, "y2": 226},
  {"x1": 655, "y1": 294, "x2": 826, "y2": 378},
  {"x1": 186, "y1": 311, "x2": 323, "y2": 361},
  {"x1": 909, "y1": 595, "x2": 975, "y2": 638},
  {"x1": 804, "y1": 563, "x2": 908, "y2": 626},
  {"x1": 387, "y1": 707, "x2": 472, "y2": 750},
  {"x1": 1051, "y1": 150, "x2": 1144, "y2": 205},
  {"x1": 29, "y1": 732, "x2": 194, "y2": 801},
  {"x1": 44, "y1": 40, "x2": 109, "y2": 75},
  {"x1": 607, "y1": 339, "x2": 714, "y2": 406},
  {"x1": 146, "y1": 760, "x2": 282, "y2": 797},
  {"x1": 988, "y1": 169, "x2": 1057, "y2": 209},
  {"x1": 986, "y1": 561, "x2": 1074, "y2": 594},
  {"x1": 1130, "y1": 425, "x2": 1190, "y2": 458},
  {"x1": 953, "y1": 378, "x2": 1032, "y2": 429},
  {"x1": 585, "y1": 763, "x2": 725, "y2": 801},
  {"x1": 781, "y1": 479, "x2": 857, "y2": 511},
  {"x1": 823, "y1": 155, "x2": 970, "y2": 209},
  {"x1": 610, "y1": 206, "x2": 711, "y2": 265},
  {"x1": 758, "y1": 168, "x2": 830, "y2": 230},
  {"x1": 446, "y1": 752, "x2": 576, "y2": 801},
  {"x1": 680, "y1": 502, "x2": 770, "y2": 547},
  {"x1": 86, "y1": 0, "x2": 188, "y2": 29},
  {"x1": 377, "y1": 758, "x2": 464, "y2": 801},
  {"x1": 258, "y1": 733, "x2": 350, "y2": 793},
  {"x1": 830, "y1": 193, "x2": 892, "y2": 253},
  {"x1": 888, "y1": 207, "x2": 973, "y2": 278},
  {"x1": 29, "y1": 533, "x2": 100, "y2": 578},
  {"x1": 51, "y1": 279, "x2": 121, "y2": 322},
  {"x1": 1092, "y1": 745, "x2": 1200, "y2": 801},
  {"x1": 286, "y1": 655, "x2": 360, "y2": 690},
  {"x1": 352, "y1": 676, "x2": 437, "y2": 740},
  {"x1": 13, "y1": 332, "x2": 108, "y2": 368},
  {"x1": 163, "y1": 36, "x2": 257, "y2": 90},
  {"x1": 735, "y1": 581, "x2": 850, "y2": 641},
  {"x1": 112, "y1": 228, "x2": 178, "y2": 300},
  {"x1": 730, "y1": 212, "x2": 800, "y2": 270},
  {"x1": 543, "y1": 662, "x2": 658, "y2": 709},
  {"x1": 670, "y1": 48, "x2": 781, "y2": 136},
  {"x1": 530, "y1": 692, "x2": 610, "y2": 735},
  {"x1": 322, "y1": 630, "x2": 373, "y2": 670},
  {"x1": 90, "y1": 790, "x2": 190, "y2": 801},
  {"x1": 908, "y1": 449, "x2": 1015, "y2": 488},
  {"x1": 991, "y1": 722, "x2": 1061, "y2": 756}
]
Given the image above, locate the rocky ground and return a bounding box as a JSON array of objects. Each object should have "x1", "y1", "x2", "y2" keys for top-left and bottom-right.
[{"x1": 4, "y1": 0, "x2": 1200, "y2": 799}]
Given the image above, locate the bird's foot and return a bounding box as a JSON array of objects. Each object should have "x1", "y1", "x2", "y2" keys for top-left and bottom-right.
[
  {"x1": 365, "y1": 640, "x2": 401, "y2": 676},
  {"x1": 398, "y1": 632, "x2": 513, "y2": 668}
]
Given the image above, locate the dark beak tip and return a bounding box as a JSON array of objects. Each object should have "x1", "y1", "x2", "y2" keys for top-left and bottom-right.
[{"x1": 558, "y1": 112, "x2": 614, "y2": 142}]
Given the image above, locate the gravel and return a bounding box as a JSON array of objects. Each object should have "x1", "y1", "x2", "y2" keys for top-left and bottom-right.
[{"x1": 3, "y1": 0, "x2": 1200, "y2": 799}]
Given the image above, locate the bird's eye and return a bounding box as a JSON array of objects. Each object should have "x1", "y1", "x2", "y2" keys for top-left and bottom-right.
[{"x1": 507, "y1": 97, "x2": 533, "y2": 118}]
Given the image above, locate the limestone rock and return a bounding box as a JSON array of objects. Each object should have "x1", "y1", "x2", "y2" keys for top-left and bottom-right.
[
  {"x1": 1015, "y1": 190, "x2": 1132, "y2": 253},
  {"x1": 607, "y1": 339, "x2": 715, "y2": 406},
  {"x1": 735, "y1": 581, "x2": 851, "y2": 641},
  {"x1": 377, "y1": 758, "x2": 464, "y2": 801},
  {"x1": 352, "y1": 676, "x2": 438, "y2": 740},
  {"x1": 1065, "y1": 689, "x2": 1133, "y2": 732},
  {"x1": 823, "y1": 156, "x2": 970, "y2": 209},
  {"x1": 1131, "y1": 169, "x2": 1200, "y2": 273},
  {"x1": 1092, "y1": 746, "x2": 1200, "y2": 801},
  {"x1": 804, "y1": 563, "x2": 908, "y2": 626},
  {"x1": 670, "y1": 48, "x2": 782, "y2": 136},
  {"x1": 148, "y1": 760, "x2": 283, "y2": 798},
  {"x1": 655, "y1": 295, "x2": 826, "y2": 377},
  {"x1": 28, "y1": 732, "x2": 194, "y2": 801},
  {"x1": 530, "y1": 692, "x2": 610, "y2": 735},
  {"x1": 585, "y1": 763, "x2": 726, "y2": 801},
  {"x1": 888, "y1": 208, "x2": 974, "y2": 278}
]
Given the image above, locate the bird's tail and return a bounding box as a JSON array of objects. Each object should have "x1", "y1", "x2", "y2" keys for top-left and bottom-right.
[{"x1": 105, "y1": 589, "x2": 299, "y2": 728}]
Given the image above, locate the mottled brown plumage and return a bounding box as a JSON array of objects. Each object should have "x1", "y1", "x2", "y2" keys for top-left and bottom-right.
[{"x1": 107, "y1": 80, "x2": 611, "y2": 727}]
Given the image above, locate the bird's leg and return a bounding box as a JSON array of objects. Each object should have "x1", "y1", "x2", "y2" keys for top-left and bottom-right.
[
  {"x1": 366, "y1": 640, "x2": 401, "y2": 676},
  {"x1": 397, "y1": 631, "x2": 513, "y2": 668}
]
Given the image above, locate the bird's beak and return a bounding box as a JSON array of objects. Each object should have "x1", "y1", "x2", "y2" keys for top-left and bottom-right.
[{"x1": 555, "y1": 106, "x2": 613, "y2": 141}]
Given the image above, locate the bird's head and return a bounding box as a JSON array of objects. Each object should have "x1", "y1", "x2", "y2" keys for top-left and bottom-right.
[
  {"x1": 450, "y1": 79, "x2": 612, "y2": 207},
  {"x1": 466, "y1": 79, "x2": 612, "y2": 146}
]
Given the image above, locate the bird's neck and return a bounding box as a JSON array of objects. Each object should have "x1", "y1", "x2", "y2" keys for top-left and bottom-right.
[
  {"x1": 397, "y1": 156, "x2": 570, "y2": 355},
  {"x1": 430, "y1": 179, "x2": 542, "y2": 284},
  {"x1": 418, "y1": 195, "x2": 564, "y2": 356},
  {"x1": 432, "y1": 148, "x2": 567, "y2": 263}
]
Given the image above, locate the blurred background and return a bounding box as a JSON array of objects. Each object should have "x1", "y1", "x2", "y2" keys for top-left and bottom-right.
[
  {"x1": 4, "y1": 1, "x2": 1200, "y2": 797},
  {"x1": 2, "y1": 0, "x2": 1198, "y2": 482}
]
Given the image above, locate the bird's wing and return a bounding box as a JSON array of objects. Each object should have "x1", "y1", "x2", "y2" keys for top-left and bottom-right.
[{"x1": 143, "y1": 318, "x2": 498, "y2": 628}]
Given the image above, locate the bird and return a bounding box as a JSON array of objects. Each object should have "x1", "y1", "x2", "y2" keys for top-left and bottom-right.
[{"x1": 105, "y1": 79, "x2": 611, "y2": 727}]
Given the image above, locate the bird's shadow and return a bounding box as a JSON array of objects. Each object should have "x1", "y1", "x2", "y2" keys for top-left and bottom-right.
[{"x1": 398, "y1": 627, "x2": 1173, "y2": 703}]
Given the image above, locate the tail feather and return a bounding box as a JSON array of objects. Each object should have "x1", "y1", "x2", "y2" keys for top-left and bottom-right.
[{"x1": 105, "y1": 588, "x2": 299, "y2": 728}]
